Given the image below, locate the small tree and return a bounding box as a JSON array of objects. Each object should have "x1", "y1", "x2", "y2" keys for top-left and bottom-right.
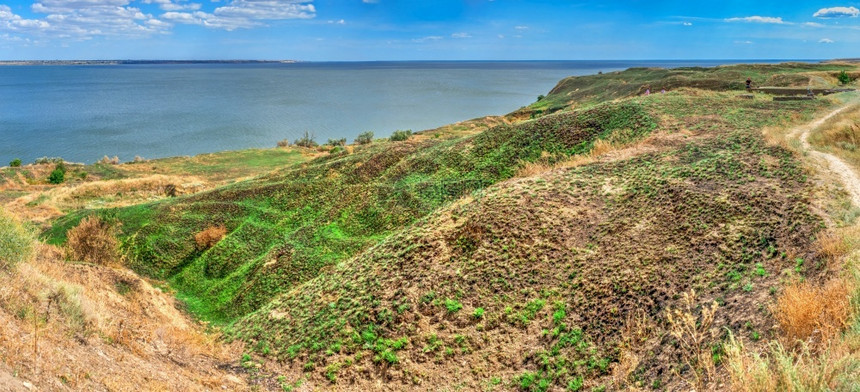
[
  {"x1": 294, "y1": 131, "x2": 318, "y2": 148},
  {"x1": 838, "y1": 70, "x2": 852, "y2": 85},
  {"x1": 355, "y1": 131, "x2": 374, "y2": 145},
  {"x1": 48, "y1": 163, "x2": 66, "y2": 184},
  {"x1": 390, "y1": 129, "x2": 412, "y2": 142},
  {"x1": 9, "y1": 158, "x2": 21, "y2": 167}
]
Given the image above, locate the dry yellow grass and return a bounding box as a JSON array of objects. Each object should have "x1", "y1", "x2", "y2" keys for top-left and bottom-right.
[
  {"x1": 66, "y1": 215, "x2": 121, "y2": 266},
  {"x1": 773, "y1": 279, "x2": 851, "y2": 347}
]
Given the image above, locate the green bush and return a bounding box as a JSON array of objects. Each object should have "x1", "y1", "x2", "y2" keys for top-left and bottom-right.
[
  {"x1": 9, "y1": 159, "x2": 21, "y2": 167},
  {"x1": 326, "y1": 138, "x2": 347, "y2": 147},
  {"x1": 0, "y1": 211, "x2": 34, "y2": 269},
  {"x1": 838, "y1": 70, "x2": 852, "y2": 85},
  {"x1": 295, "y1": 131, "x2": 318, "y2": 148},
  {"x1": 355, "y1": 131, "x2": 374, "y2": 145},
  {"x1": 390, "y1": 129, "x2": 412, "y2": 142},
  {"x1": 48, "y1": 162, "x2": 66, "y2": 184}
]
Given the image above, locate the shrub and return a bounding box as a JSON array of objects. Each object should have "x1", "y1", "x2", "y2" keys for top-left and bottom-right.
[
  {"x1": 9, "y1": 158, "x2": 21, "y2": 167},
  {"x1": 276, "y1": 139, "x2": 290, "y2": 148},
  {"x1": 133, "y1": 155, "x2": 145, "y2": 163},
  {"x1": 354, "y1": 131, "x2": 374, "y2": 145},
  {"x1": 195, "y1": 225, "x2": 227, "y2": 250},
  {"x1": 0, "y1": 211, "x2": 34, "y2": 269},
  {"x1": 838, "y1": 70, "x2": 852, "y2": 85},
  {"x1": 66, "y1": 216, "x2": 120, "y2": 265},
  {"x1": 294, "y1": 131, "x2": 318, "y2": 148},
  {"x1": 773, "y1": 279, "x2": 850, "y2": 345},
  {"x1": 537, "y1": 94, "x2": 545, "y2": 102},
  {"x1": 100, "y1": 155, "x2": 120, "y2": 165},
  {"x1": 34, "y1": 156, "x2": 63, "y2": 165},
  {"x1": 326, "y1": 138, "x2": 347, "y2": 147},
  {"x1": 389, "y1": 129, "x2": 412, "y2": 142},
  {"x1": 48, "y1": 166, "x2": 66, "y2": 184}
]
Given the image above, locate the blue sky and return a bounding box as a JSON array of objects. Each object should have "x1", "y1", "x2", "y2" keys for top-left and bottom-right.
[{"x1": 1, "y1": 0, "x2": 859, "y2": 60}]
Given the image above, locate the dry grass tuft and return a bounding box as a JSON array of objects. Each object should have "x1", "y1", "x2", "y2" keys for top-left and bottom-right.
[
  {"x1": 724, "y1": 333, "x2": 778, "y2": 392},
  {"x1": 773, "y1": 279, "x2": 851, "y2": 347},
  {"x1": 66, "y1": 216, "x2": 121, "y2": 265},
  {"x1": 194, "y1": 225, "x2": 227, "y2": 250},
  {"x1": 665, "y1": 290, "x2": 719, "y2": 389}
]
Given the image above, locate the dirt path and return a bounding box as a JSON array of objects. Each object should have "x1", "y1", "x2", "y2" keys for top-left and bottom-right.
[{"x1": 787, "y1": 99, "x2": 860, "y2": 207}]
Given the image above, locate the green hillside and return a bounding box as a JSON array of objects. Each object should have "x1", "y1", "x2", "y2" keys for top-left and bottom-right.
[{"x1": 43, "y1": 62, "x2": 860, "y2": 390}]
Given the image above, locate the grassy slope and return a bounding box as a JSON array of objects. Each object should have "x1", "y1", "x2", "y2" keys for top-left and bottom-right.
[
  {"x1": 48, "y1": 102, "x2": 657, "y2": 322},
  {"x1": 233, "y1": 92, "x2": 836, "y2": 390},
  {"x1": 42, "y1": 62, "x2": 859, "y2": 389},
  {"x1": 526, "y1": 63, "x2": 851, "y2": 116}
]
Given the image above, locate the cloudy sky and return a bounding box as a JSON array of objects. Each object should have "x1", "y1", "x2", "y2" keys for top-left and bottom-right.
[{"x1": 1, "y1": 0, "x2": 860, "y2": 60}]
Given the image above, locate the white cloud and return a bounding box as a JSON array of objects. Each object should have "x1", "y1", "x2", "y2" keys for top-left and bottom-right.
[
  {"x1": 682, "y1": 22, "x2": 692, "y2": 26},
  {"x1": 451, "y1": 32, "x2": 470, "y2": 38},
  {"x1": 142, "y1": 0, "x2": 201, "y2": 11},
  {"x1": 514, "y1": 25, "x2": 528, "y2": 30},
  {"x1": 412, "y1": 35, "x2": 442, "y2": 43},
  {"x1": 813, "y1": 6, "x2": 859, "y2": 18},
  {"x1": 734, "y1": 40, "x2": 754, "y2": 44},
  {"x1": 803, "y1": 22, "x2": 825, "y2": 27},
  {"x1": 362, "y1": 0, "x2": 378, "y2": 3},
  {"x1": 5, "y1": 0, "x2": 169, "y2": 39},
  {"x1": 819, "y1": 38, "x2": 835, "y2": 43},
  {"x1": 725, "y1": 16, "x2": 786, "y2": 24},
  {"x1": 0, "y1": 0, "x2": 316, "y2": 39}
]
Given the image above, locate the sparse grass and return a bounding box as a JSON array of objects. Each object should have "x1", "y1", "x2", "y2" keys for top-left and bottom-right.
[{"x1": 0, "y1": 210, "x2": 35, "y2": 269}]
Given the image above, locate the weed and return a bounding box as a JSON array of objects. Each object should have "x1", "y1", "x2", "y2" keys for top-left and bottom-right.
[
  {"x1": 445, "y1": 298, "x2": 463, "y2": 313},
  {"x1": 665, "y1": 290, "x2": 718, "y2": 388},
  {"x1": 473, "y1": 307, "x2": 485, "y2": 318}
]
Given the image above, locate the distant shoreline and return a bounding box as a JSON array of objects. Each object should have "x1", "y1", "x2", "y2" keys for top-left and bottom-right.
[
  {"x1": 0, "y1": 59, "x2": 829, "y2": 67},
  {"x1": 0, "y1": 60, "x2": 299, "y2": 66}
]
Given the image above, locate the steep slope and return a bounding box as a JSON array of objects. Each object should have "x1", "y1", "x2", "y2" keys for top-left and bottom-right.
[
  {"x1": 48, "y1": 102, "x2": 657, "y2": 323},
  {"x1": 233, "y1": 92, "x2": 840, "y2": 390}
]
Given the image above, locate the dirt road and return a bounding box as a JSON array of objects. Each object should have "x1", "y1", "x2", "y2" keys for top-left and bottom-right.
[{"x1": 788, "y1": 98, "x2": 860, "y2": 207}]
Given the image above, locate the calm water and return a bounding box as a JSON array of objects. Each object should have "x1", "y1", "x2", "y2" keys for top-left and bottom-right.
[{"x1": 0, "y1": 60, "x2": 812, "y2": 164}]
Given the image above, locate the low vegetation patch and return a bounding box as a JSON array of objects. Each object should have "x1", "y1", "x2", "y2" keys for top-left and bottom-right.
[{"x1": 0, "y1": 211, "x2": 34, "y2": 269}]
